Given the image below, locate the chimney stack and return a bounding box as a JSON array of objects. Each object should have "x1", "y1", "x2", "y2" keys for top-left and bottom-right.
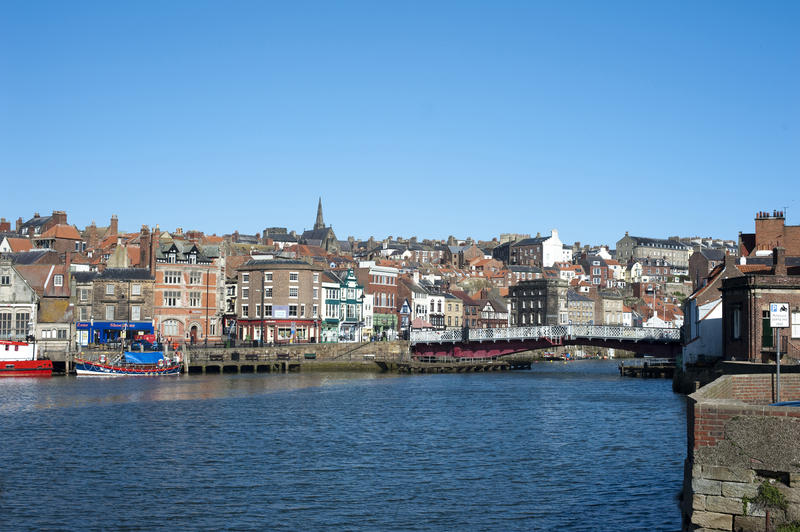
[
  {"x1": 15, "y1": 217, "x2": 22, "y2": 233},
  {"x1": 110, "y1": 214, "x2": 118, "y2": 236},
  {"x1": 773, "y1": 247, "x2": 787, "y2": 276},
  {"x1": 52, "y1": 210, "x2": 67, "y2": 225},
  {"x1": 0, "y1": 218, "x2": 9, "y2": 232}
]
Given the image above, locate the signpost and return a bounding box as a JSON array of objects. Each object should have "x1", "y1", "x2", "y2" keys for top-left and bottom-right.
[{"x1": 770, "y1": 303, "x2": 789, "y2": 402}]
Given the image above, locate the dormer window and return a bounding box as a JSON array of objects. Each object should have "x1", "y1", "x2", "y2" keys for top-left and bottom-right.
[
  {"x1": 168, "y1": 252, "x2": 177, "y2": 264},
  {"x1": 53, "y1": 274, "x2": 63, "y2": 287},
  {"x1": 189, "y1": 253, "x2": 197, "y2": 264}
]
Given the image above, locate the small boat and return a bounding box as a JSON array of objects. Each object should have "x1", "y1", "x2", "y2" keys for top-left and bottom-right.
[
  {"x1": 0, "y1": 339, "x2": 53, "y2": 377},
  {"x1": 75, "y1": 351, "x2": 181, "y2": 376}
]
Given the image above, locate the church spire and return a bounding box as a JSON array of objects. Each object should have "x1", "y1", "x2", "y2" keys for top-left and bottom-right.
[{"x1": 314, "y1": 197, "x2": 325, "y2": 230}]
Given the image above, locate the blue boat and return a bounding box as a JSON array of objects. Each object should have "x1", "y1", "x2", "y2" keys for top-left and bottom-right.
[{"x1": 75, "y1": 351, "x2": 182, "y2": 376}]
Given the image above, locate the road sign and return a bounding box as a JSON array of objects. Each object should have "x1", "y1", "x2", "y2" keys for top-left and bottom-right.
[{"x1": 770, "y1": 303, "x2": 789, "y2": 328}]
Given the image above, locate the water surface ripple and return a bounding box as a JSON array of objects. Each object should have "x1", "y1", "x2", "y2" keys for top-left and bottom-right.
[{"x1": 0, "y1": 360, "x2": 685, "y2": 531}]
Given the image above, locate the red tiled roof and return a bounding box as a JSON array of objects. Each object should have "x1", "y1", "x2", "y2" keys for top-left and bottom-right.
[
  {"x1": 39, "y1": 224, "x2": 81, "y2": 240},
  {"x1": 6, "y1": 237, "x2": 32, "y2": 251}
]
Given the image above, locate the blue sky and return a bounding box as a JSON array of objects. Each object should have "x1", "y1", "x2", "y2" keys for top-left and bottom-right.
[{"x1": 1, "y1": 1, "x2": 798, "y2": 246}]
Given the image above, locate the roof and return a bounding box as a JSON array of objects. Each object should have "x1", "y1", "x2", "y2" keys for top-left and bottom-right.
[
  {"x1": 73, "y1": 271, "x2": 100, "y2": 283},
  {"x1": 512, "y1": 236, "x2": 549, "y2": 247},
  {"x1": 38, "y1": 299, "x2": 72, "y2": 323},
  {"x1": 15, "y1": 264, "x2": 71, "y2": 297},
  {"x1": 699, "y1": 248, "x2": 726, "y2": 261},
  {"x1": 38, "y1": 224, "x2": 82, "y2": 240},
  {"x1": 97, "y1": 268, "x2": 154, "y2": 281},
  {"x1": 156, "y1": 241, "x2": 215, "y2": 263},
  {"x1": 625, "y1": 236, "x2": 689, "y2": 250},
  {"x1": 410, "y1": 317, "x2": 434, "y2": 328},
  {"x1": 5, "y1": 238, "x2": 32, "y2": 252},
  {"x1": 3, "y1": 249, "x2": 61, "y2": 265}
]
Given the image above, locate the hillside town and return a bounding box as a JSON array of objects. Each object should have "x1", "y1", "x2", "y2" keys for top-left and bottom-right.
[{"x1": 1, "y1": 201, "x2": 797, "y2": 367}]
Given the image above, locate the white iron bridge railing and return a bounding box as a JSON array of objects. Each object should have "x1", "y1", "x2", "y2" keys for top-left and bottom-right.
[{"x1": 410, "y1": 325, "x2": 681, "y2": 345}]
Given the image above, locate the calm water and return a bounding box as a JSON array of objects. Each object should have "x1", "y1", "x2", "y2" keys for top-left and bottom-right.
[{"x1": 0, "y1": 360, "x2": 686, "y2": 531}]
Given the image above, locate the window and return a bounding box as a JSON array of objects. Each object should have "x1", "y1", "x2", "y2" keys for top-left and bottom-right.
[
  {"x1": 106, "y1": 284, "x2": 114, "y2": 295},
  {"x1": 131, "y1": 284, "x2": 141, "y2": 296},
  {"x1": 300, "y1": 304, "x2": 306, "y2": 317},
  {"x1": 105, "y1": 305, "x2": 115, "y2": 320},
  {"x1": 15, "y1": 312, "x2": 29, "y2": 337},
  {"x1": 242, "y1": 273, "x2": 250, "y2": 283},
  {"x1": 188, "y1": 253, "x2": 197, "y2": 264},
  {"x1": 79, "y1": 307, "x2": 89, "y2": 320},
  {"x1": 732, "y1": 306, "x2": 741, "y2": 340},
  {"x1": 313, "y1": 273, "x2": 319, "y2": 283},
  {"x1": 164, "y1": 291, "x2": 180, "y2": 307},
  {"x1": 264, "y1": 305, "x2": 272, "y2": 317},
  {"x1": 53, "y1": 274, "x2": 63, "y2": 287},
  {"x1": 264, "y1": 273, "x2": 272, "y2": 281},
  {"x1": 313, "y1": 288, "x2": 319, "y2": 299},
  {"x1": 0, "y1": 275, "x2": 9, "y2": 286},
  {"x1": 79, "y1": 288, "x2": 89, "y2": 302},
  {"x1": 189, "y1": 271, "x2": 202, "y2": 285},
  {"x1": 131, "y1": 305, "x2": 141, "y2": 320},
  {"x1": 241, "y1": 288, "x2": 249, "y2": 299},
  {"x1": 57, "y1": 329, "x2": 67, "y2": 340},
  {"x1": 241, "y1": 304, "x2": 249, "y2": 317},
  {"x1": 793, "y1": 312, "x2": 800, "y2": 339},
  {"x1": 209, "y1": 320, "x2": 216, "y2": 336},
  {"x1": 312, "y1": 304, "x2": 318, "y2": 318},
  {"x1": 165, "y1": 271, "x2": 181, "y2": 284},
  {"x1": 255, "y1": 304, "x2": 261, "y2": 317},
  {"x1": 289, "y1": 272, "x2": 299, "y2": 282},
  {"x1": 0, "y1": 312, "x2": 11, "y2": 336},
  {"x1": 163, "y1": 320, "x2": 179, "y2": 336},
  {"x1": 289, "y1": 287, "x2": 298, "y2": 298},
  {"x1": 168, "y1": 252, "x2": 177, "y2": 264},
  {"x1": 264, "y1": 287, "x2": 272, "y2": 298},
  {"x1": 762, "y1": 310, "x2": 773, "y2": 348},
  {"x1": 289, "y1": 305, "x2": 298, "y2": 317},
  {"x1": 189, "y1": 292, "x2": 201, "y2": 307}
]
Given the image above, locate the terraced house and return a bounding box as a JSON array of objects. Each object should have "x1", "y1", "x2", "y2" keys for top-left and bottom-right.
[
  {"x1": 152, "y1": 241, "x2": 223, "y2": 346},
  {"x1": 236, "y1": 259, "x2": 323, "y2": 344}
]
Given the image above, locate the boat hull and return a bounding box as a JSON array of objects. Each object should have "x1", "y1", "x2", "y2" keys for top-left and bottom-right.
[
  {"x1": 0, "y1": 359, "x2": 53, "y2": 377},
  {"x1": 75, "y1": 358, "x2": 181, "y2": 376}
]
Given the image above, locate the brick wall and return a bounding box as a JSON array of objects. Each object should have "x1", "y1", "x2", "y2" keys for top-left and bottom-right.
[{"x1": 683, "y1": 374, "x2": 800, "y2": 530}]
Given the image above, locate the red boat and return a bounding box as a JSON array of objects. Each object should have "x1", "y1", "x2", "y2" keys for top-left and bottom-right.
[{"x1": 0, "y1": 340, "x2": 53, "y2": 377}]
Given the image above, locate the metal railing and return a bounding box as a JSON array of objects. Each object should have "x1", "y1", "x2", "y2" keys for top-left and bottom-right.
[{"x1": 410, "y1": 325, "x2": 681, "y2": 345}]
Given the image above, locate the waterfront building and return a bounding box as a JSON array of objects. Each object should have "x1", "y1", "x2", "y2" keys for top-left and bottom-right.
[
  {"x1": 356, "y1": 261, "x2": 398, "y2": 340},
  {"x1": 15, "y1": 261, "x2": 72, "y2": 358},
  {"x1": 73, "y1": 268, "x2": 155, "y2": 345},
  {"x1": 509, "y1": 278, "x2": 568, "y2": 326},
  {"x1": 566, "y1": 289, "x2": 594, "y2": 325},
  {"x1": 152, "y1": 240, "x2": 223, "y2": 346},
  {"x1": 721, "y1": 247, "x2": 800, "y2": 363},
  {"x1": 320, "y1": 268, "x2": 367, "y2": 342},
  {"x1": 0, "y1": 258, "x2": 38, "y2": 345},
  {"x1": 235, "y1": 258, "x2": 323, "y2": 344},
  {"x1": 443, "y1": 293, "x2": 462, "y2": 328}
]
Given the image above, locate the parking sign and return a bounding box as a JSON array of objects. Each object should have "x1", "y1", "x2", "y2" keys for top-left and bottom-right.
[{"x1": 770, "y1": 303, "x2": 789, "y2": 328}]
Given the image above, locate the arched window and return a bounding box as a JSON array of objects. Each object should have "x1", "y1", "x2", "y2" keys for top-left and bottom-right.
[{"x1": 162, "y1": 320, "x2": 181, "y2": 337}]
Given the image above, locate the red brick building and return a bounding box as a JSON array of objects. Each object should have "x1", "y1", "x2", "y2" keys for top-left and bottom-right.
[{"x1": 721, "y1": 248, "x2": 800, "y2": 363}]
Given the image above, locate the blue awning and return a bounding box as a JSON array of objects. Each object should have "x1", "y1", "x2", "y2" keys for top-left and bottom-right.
[{"x1": 124, "y1": 352, "x2": 165, "y2": 364}]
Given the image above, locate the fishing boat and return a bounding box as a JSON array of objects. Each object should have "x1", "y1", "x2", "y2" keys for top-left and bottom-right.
[
  {"x1": 74, "y1": 351, "x2": 181, "y2": 376},
  {"x1": 0, "y1": 339, "x2": 53, "y2": 377}
]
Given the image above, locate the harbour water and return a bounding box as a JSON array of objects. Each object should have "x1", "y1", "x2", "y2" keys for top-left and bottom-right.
[{"x1": 0, "y1": 360, "x2": 686, "y2": 531}]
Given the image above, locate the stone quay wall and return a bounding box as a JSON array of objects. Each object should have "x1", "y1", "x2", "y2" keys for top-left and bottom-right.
[{"x1": 682, "y1": 374, "x2": 800, "y2": 531}]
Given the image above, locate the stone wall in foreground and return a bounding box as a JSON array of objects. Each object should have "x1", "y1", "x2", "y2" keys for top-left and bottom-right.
[{"x1": 682, "y1": 374, "x2": 800, "y2": 531}]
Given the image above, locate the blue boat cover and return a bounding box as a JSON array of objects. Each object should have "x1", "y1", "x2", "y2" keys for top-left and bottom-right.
[{"x1": 124, "y1": 351, "x2": 165, "y2": 364}]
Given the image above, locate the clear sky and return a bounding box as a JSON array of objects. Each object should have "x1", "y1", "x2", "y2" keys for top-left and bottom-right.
[{"x1": 1, "y1": 1, "x2": 798, "y2": 246}]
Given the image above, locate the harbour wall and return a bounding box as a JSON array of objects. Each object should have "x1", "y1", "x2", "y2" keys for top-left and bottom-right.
[{"x1": 682, "y1": 373, "x2": 800, "y2": 531}]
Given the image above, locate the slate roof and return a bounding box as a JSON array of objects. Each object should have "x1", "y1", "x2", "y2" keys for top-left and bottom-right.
[
  {"x1": 3, "y1": 250, "x2": 60, "y2": 265},
  {"x1": 627, "y1": 236, "x2": 688, "y2": 249},
  {"x1": 699, "y1": 248, "x2": 726, "y2": 261},
  {"x1": 155, "y1": 241, "x2": 215, "y2": 263},
  {"x1": 566, "y1": 289, "x2": 593, "y2": 302},
  {"x1": 512, "y1": 236, "x2": 549, "y2": 246},
  {"x1": 97, "y1": 268, "x2": 154, "y2": 281},
  {"x1": 73, "y1": 271, "x2": 100, "y2": 283}
]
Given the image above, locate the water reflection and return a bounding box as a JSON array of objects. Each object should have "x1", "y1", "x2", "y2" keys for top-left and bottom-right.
[{"x1": 0, "y1": 372, "x2": 397, "y2": 412}]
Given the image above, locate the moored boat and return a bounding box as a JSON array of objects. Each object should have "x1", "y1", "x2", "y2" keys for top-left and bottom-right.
[
  {"x1": 75, "y1": 351, "x2": 181, "y2": 376},
  {"x1": 0, "y1": 340, "x2": 53, "y2": 377}
]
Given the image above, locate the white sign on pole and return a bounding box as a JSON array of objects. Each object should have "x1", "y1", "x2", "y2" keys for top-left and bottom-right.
[{"x1": 770, "y1": 302, "x2": 790, "y2": 328}]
